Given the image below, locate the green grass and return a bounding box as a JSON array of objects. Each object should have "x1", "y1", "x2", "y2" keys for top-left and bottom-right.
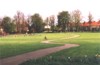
[
  {"x1": 0, "y1": 33, "x2": 74, "y2": 59},
  {"x1": 20, "y1": 32, "x2": 100, "y2": 65}
]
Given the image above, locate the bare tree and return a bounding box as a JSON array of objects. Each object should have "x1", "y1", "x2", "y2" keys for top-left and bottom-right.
[
  {"x1": 88, "y1": 12, "x2": 93, "y2": 31},
  {"x1": 14, "y1": 11, "x2": 22, "y2": 33},
  {"x1": 49, "y1": 15, "x2": 55, "y2": 32},
  {"x1": 69, "y1": 12, "x2": 75, "y2": 31},
  {"x1": 71, "y1": 9, "x2": 82, "y2": 31},
  {"x1": 88, "y1": 12, "x2": 93, "y2": 22},
  {"x1": 44, "y1": 17, "x2": 51, "y2": 32},
  {"x1": 14, "y1": 11, "x2": 28, "y2": 33},
  {"x1": 45, "y1": 17, "x2": 50, "y2": 26}
]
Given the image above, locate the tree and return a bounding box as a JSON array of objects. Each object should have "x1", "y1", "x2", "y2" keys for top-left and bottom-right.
[
  {"x1": 14, "y1": 11, "x2": 22, "y2": 33},
  {"x1": 69, "y1": 12, "x2": 76, "y2": 32},
  {"x1": 57, "y1": 11, "x2": 70, "y2": 32},
  {"x1": 27, "y1": 15, "x2": 33, "y2": 33},
  {"x1": 88, "y1": 12, "x2": 93, "y2": 31},
  {"x1": 8, "y1": 22, "x2": 16, "y2": 33},
  {"x1": 49, "y1": 15, "x2": 55, "y2": 32},
  {"x1": 1, "y1": 16, "x2": 16, "y2": 33},
  {"x1": 44, "y1": 15, "x2": 55, "y2": 32},
  {"x1": 21, "y1": 21, "x2": 29, "y2": 33},
  {"x1": 20, "y1": 14, "x2": 29, "y2": 33},
  {"x1": 44, "y1": 17, "x2": 51, "y2": 32},
  {"x1": 45, "y1": 17, "x2": 50, "y2": 26},
  {"x1": 14, "y1": 11, "x2": 29, "y2": 33},
  {"x1": 71, "y1": 10, "x2": 82, "y2": 31},
  {"x1": 31, "y1": 13, "x2": 44, "y2": 33}
]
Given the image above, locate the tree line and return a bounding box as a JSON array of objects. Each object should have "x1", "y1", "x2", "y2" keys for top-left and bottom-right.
[{"x1": 0, "y1": 10, "x2": 98, "y2": 35}]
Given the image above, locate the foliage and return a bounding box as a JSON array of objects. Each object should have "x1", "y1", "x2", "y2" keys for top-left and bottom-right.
[
  {"x1": 31, "y1": 14, "x2": 44, "y2": 33},
  {"x1": 57, "y1": 11, "x2": 70, "y2": 32},
  {"x1": 8, "y1": 22, "x2": 16, "y2": 33},
  {"x1": 1, "y1": 16, "x2": 16, "y2": 33},
  {"x1": 0, "y1": 11, "x2": 100, "y2": 33},
  {"x1": 20, "y1": 56, "x2": 100, "y2": 65}
]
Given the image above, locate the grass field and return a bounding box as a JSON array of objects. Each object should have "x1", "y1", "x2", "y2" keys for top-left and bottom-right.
[
  {"x1": 0, "y1": 33, "x2": 75, "y2": 59},
  {"x1": 19, "y1": 32, "x2": 100, "y2": 65}
]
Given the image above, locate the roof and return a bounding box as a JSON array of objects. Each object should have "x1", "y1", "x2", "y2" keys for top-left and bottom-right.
[
  {"x1": 81, "y1": 21, "x2": 100, "y2": 27},
  {"x1": 83, "y1": 22, "x2": 89, "y2": 26}
]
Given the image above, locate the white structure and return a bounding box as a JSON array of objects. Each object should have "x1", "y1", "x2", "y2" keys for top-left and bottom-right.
[{"x1": 44, "y1": 25, "x2": 51, "y2": 29}]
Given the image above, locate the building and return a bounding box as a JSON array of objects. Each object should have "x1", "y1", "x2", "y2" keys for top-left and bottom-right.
[{"x1": 81, "y1": 21, "x2": 100, "y2": 31}]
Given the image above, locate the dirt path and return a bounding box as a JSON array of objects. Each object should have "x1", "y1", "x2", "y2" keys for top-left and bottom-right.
[
  {"x1": 0, "y1": 44, "x2": 79, "y2": 65},
  {"x1": 62, "y1": 35, "x2": 80, "y2": 39},
  {"x1": 41, "y1": 40, "x2": 53, "y2": 44},
  {"x1": 41, "y1": 35, "x2": 80, "y2": 44}
]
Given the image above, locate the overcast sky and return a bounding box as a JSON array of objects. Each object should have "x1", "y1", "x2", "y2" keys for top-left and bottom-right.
[{"x1": 0, "y1": 0, "x2": 100, "y2": 21}]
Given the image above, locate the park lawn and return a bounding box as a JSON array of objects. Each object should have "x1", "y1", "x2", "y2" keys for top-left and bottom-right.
[
  {"x1": 0, "y1": 33, "x2": 74, "y2": 59},
  {"x1": 20, "y1": 32, "x2": 100, "y2": 65}
]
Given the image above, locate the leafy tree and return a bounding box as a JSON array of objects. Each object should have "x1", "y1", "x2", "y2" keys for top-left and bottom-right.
[
  {"x1": 1, "y1": 16, "x2": 16, "y2": 33},
  {"x1": 57, "y1": 11, "x2": 70, "y2": 32},
  {"x1": 8, "y1": 22, "x2": 16, "y2": 33},
  {"x1": 31, "y1": 13, "x2": 44, "y2": 33}
]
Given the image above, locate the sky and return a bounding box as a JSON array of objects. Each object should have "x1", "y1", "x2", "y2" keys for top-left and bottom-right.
[{"x1": 0, "y1": 0, "x2": 100, "y2": 21}]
